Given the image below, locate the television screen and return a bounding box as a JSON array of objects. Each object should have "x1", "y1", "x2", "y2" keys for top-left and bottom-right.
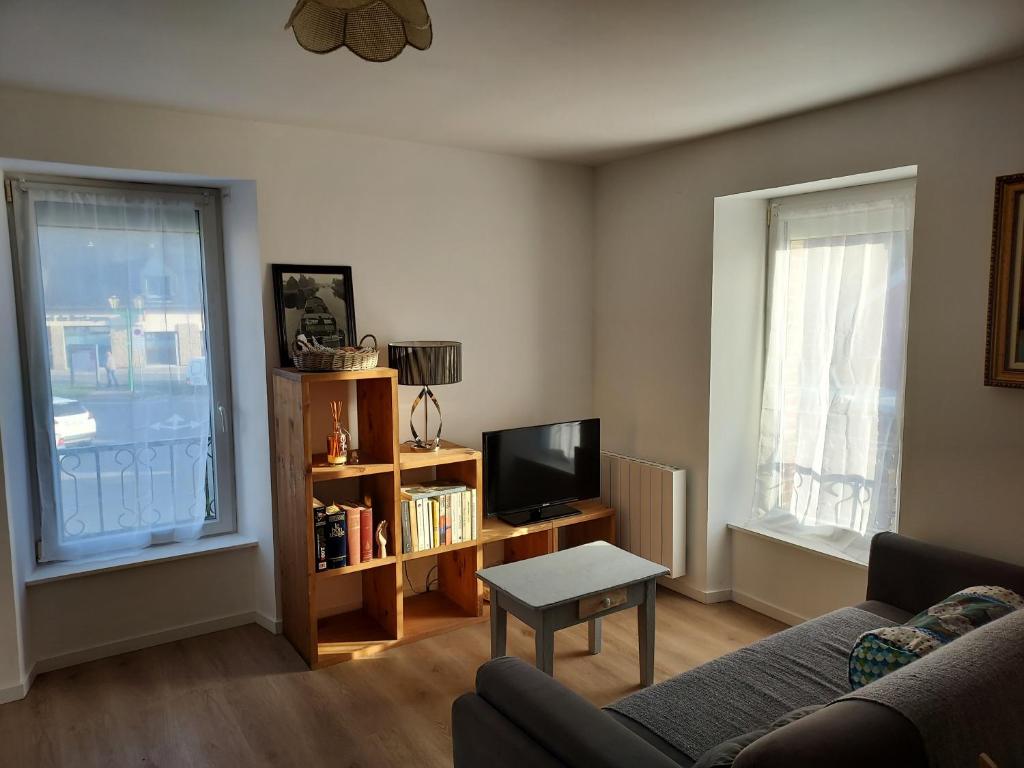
[{"x1": 483, "y1": 419, "x2": 600, "y2": 517}]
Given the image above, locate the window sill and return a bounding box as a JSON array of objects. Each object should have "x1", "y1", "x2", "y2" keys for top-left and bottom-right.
[
  {"x1": 25, "y1": 533, "x2": 259, "y2": 586},
  {"x1": 727, "y1": 523, "x2": 868, "y2": 569}
]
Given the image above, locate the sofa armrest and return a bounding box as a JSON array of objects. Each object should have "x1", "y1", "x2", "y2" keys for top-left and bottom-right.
[
  {"x1": 471, "y1": 656, "x2": 680, "y2": 768},
  {"x1": 452, "y1": 693, "x2": 564, "y2": 768},
  {"x1": 866, "y1": 532, "x2": 1024, "y2": 614},
  {"x1": 733, "y1": 700, "x2": 926, "y2": 768}
]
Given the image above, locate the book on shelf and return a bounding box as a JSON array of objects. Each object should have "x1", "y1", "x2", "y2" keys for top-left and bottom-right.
[
  {"x1": 313, "y1": 497, "x2": 328, "y2": 571},
  {"x1": 324, "y1": 502, "x2": 347, "y2": 570},
  {"x1": 360, "y1": 506, "x2": 373, "y2": 562},
  {"x1": 399, "y1": 482, "x2": 477, "y2": 553},
  {"x1": 343, "y1": 503, "x2": 362, "y2": 566},
  {"x1": 400, "y1": 500, "x2": 412, "y2": 554}
]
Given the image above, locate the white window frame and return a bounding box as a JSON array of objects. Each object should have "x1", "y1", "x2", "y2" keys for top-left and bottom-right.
[{"x1": 5, "y1": 173, "x2": 237, "y2": 560}]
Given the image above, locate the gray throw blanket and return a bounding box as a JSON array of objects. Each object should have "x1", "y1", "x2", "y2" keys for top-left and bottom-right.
[
  {"x1": 606, "y1": 607, "x2": 892, "y2": 760},
  {"x1": 839, "y1": 608, "x2": 1024, "y2": 768}
]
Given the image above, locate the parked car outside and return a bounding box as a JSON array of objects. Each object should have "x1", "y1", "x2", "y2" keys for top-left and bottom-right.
[{"x1": 53, "y1": 397, "x2": 97, "y2": 448}]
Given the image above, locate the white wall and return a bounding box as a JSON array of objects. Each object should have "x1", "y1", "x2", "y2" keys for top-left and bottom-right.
[
  {"x1": 594, "y1": 56, "x2": 1024, "y2": 615},
  {"x1": 0, "y1": 85, "x2": 594, "y2": 692}
]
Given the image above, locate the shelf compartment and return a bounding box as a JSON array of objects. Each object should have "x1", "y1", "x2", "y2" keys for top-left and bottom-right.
[
  {"x1": 399, "y1": 440, "x2": 481, "y2": 470},
  {"x1": 316, "y1": 555, "x2": 396, "y2": 579},
  {"x1": 399, "y1": 539, "x2": 478, "y2": 562},
  {"x1": 317, "y1": 608, "x2": 397, "y2": 664},
  {"x1": 402, "y1": 591, "x2": 485, "y2": 642},
  {"x1": 310, "y1": 456, "x2": 394, "y2": 481}
]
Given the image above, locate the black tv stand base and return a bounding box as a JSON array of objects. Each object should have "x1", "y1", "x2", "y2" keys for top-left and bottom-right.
[{"x1": 496, "y1": 504, "x2": 581, "y2": 527}]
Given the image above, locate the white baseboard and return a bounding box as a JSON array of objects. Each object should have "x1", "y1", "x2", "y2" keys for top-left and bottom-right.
[
  {"x1": 32, "y1": 611, "x2": 277, "y2": 679},
  {"x1": 0, "y1": 663, "x2": 34, "y2": 705},
  {"x1": 253, "y1": 611, "x2": 283, "y2": 634},
  {"x1": 731, "y1": 589, "x2": 807, "y2": 626},
  {"x1": 659, "y1": 576, "x2": 732, "y2": 604}
]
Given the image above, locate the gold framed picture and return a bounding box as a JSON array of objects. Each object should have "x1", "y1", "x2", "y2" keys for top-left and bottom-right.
[{"x1": 985, "y1": 173, "x2": 1024, "y2": 388}]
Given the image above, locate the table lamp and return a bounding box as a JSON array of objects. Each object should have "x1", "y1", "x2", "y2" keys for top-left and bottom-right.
[{"x1": 388, "y1": 341, "x2": 462, "y2": 451}]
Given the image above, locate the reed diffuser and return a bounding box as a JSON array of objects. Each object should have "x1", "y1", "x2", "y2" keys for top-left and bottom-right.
[{"x1": 326, "y1": 400, "x2": 350, "y2": 465}]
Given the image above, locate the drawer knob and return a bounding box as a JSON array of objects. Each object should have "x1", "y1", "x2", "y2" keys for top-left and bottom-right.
[{"x1": 601, "y1": 597, "x2": 611, "y2": 608}]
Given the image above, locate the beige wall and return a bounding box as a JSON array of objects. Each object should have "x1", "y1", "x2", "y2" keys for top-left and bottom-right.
[
  {"x1": 0, "y1": 85, "x2": 594, "y2": 689},
  {"x1": 594, "y1": 56, "x2": 1024, "y2": 613}
]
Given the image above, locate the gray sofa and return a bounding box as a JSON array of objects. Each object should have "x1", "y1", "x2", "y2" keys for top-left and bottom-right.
[{"x1": 452, "y1": 533, "x2": 1024, "y2": 767}]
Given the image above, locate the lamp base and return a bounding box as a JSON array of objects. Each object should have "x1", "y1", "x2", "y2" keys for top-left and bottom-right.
[
  {"x1": 408, "y1": 438, "x2": 441, "y2": 452},
  {"x1": 409, "y1": 386, "x2": 444, "y2": 451}
]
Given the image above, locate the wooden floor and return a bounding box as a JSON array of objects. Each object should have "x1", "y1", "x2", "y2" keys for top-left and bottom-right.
[{"x1": 0, "y1": 589, "x2": 784, "y2": 768}]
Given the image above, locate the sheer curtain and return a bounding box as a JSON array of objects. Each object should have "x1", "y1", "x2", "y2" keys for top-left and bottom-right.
[
  {"x1": 12, "y1": 182, "x2": 214, "y2": 562},
  {"x1": 749, "y1": 181, "x2": 915, "y2": 563}
]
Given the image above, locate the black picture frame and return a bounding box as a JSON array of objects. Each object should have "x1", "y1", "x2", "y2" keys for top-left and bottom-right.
[{"x1": 271, "y1": 264, "x2": 357, "y2": 366}]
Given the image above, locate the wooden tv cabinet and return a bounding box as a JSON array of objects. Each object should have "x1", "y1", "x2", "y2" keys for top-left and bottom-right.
[{"x1": 272, "y1": 366, "x2": 615, "y2": 669}]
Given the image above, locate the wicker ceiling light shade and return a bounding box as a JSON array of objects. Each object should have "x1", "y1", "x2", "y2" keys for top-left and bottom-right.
[{"x1": 285, "y1": 0, "x2": 432, "y2": 62}]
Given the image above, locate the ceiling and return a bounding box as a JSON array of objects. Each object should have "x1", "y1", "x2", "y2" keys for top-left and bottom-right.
[{"x1": 2, "y1": 0, "x2": 1023, "y2": 164}]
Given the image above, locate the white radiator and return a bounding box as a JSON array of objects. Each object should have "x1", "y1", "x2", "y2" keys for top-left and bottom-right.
[{"x1": 601, "y1": 451, "x2": 686, "y2": 578}]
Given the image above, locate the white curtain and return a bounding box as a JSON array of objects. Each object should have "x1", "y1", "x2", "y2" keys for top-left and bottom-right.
[
  {"x1": 13, "y1": 182, "x2": 213, "y2": 562},
  {"x1": 749, "y1": 181, "x2": 915, "y2": 563}
]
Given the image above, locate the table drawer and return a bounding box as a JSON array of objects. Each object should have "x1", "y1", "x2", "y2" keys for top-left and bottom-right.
[{"x1": 578, "y1": 587, "x2": 627, "y2": 619}]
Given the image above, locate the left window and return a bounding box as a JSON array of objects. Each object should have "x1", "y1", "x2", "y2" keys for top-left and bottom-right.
[{"x1": 6, "y1": 176, "x2": 236, "y2": 562}]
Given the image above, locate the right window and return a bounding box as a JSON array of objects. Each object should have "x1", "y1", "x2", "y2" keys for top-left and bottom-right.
[{"x1": 751, "y1": 180, "x2": 915, "y2": 562}]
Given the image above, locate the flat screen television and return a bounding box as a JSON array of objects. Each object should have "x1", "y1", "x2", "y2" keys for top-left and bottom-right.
[{"x1": 482, "y1": 418, "x2": 600, "y2": 526}]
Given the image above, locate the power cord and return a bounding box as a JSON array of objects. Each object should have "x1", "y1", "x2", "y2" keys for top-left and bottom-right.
[{"x1": 403, "y1": 561, "x2": 439, "y2": 594}]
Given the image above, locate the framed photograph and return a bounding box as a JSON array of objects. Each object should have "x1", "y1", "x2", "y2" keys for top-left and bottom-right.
[
  {"x1": 986, "y1": 173, "x2": 1024, "y2": 388},
  {"x1": 272, "y1": 264, "x2": 357, "y2": 365}
]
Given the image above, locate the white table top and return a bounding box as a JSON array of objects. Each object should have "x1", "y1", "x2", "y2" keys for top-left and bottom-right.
[{"x1": 476, "y1": 541, "x2": 668, "y2": 609}]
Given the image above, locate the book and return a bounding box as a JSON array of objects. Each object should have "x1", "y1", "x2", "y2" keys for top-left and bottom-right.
[
  {"x1": 360, "y1": 507, "x2": 373, "y2": 562},
  {"x1": 451, "y1": 492, "x2": 462, "y2": 544},
  {"x1": 313, "y1": 496, "x2": 328, "y2": 570},
  {"x1": 314, "y1": 518, "x2": 328, "y2": 571},
  {"x1": 344, "y1": 504, "x2": 361, "y2": 565},
  {"x1": 401, "y1": 500, "x2": 413, "y2": 554},
  {"x1": 470, "y1": 489, "x2": 477, "y2": 539},
  {"x1": 447, "y1": 494, "x2": 454, "y2": 544},
  {"x1": 325, "y1": 504, "x2": 347, "y2": 569},
  {"x1": 431, "y1": 498, "x2": 441, "y2": 548}
]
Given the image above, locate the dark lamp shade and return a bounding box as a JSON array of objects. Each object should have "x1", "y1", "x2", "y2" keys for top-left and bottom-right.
[{"x1": 388, "y1": 341, "x2": 461, "y2": 386}]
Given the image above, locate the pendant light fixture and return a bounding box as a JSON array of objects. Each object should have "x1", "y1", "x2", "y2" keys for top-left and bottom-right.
[{"x1": 285, "y1": 0, "x2": 432, "y2": 62}]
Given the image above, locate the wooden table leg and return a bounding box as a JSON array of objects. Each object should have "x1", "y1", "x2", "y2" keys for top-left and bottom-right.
[
  {"x1": 490, "y1": 593, "x2": 507, "y2": 658},
  {"x1": 588, "y1": 617, "x2": 602, "y2": 655},
  {"x1": 638, "y1": 579, "x2": 656, "y2": 686},
  {"x1": 535, "y1": 616, "x2": 554, "y2": 676}
]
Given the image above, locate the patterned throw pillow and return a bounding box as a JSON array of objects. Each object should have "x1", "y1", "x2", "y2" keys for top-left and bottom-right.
[{"x1": 849, "y1": 585, "x2": 1023, "y2": 690}]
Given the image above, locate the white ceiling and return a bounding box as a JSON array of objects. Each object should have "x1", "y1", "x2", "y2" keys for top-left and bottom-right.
[{"x1": 2, "y1": 0, "x2": 1023, "y2": 164}]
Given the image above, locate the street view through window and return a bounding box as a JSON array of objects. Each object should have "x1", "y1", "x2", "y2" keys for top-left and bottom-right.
[{"x1": 13, "y1": 184, "x2": 225, "y2": 559}]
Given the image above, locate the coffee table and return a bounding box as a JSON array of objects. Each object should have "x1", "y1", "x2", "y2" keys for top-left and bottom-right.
[{"x1": 476, "y1": 541, "x2": 669, "y2": 686}]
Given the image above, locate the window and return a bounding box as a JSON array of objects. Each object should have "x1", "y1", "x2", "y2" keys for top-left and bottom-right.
[
  {"x1": 749, "y1": 181, "x2": 915, "y2": 562},
  {"x1": 7, "y1": 175, "x2": 236, "y2": 562},
  {"x1": 144, "y1": 331, "x2": 179, "y2": 366}
]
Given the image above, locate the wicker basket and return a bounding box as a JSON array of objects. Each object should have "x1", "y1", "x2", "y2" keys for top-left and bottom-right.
[{"x1": 292, "y1": 334, "x2": 379, "y2": 372}]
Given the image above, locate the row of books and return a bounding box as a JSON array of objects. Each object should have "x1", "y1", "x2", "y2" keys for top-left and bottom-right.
[
  {"x1": 313, "y1": 498, "x2": 376, "y2": 571},
  {"x1": 400, "y1": 482, "x2": 477, "y2": 553}
]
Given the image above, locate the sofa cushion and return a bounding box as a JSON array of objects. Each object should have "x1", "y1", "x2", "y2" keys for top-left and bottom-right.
[
  {"x1": 849, "y1": 585, "x2": 1023, "y2": 689},
  {"x1": 605, "y1": 607, "x2": 893, "y2": 761}
]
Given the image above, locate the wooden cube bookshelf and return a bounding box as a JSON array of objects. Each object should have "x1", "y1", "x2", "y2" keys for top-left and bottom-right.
[
  {"x1": 272, "y1": 367, "x2": 485, "y2": 668},
  {"x1": 272, "y1": 366, "x2": 615, "y2": 669}
]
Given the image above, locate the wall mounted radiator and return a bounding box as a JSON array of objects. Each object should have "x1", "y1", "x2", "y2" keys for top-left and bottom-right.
[{"x1": 600, "y1": 451, "x2": 686, "y2": 578}]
